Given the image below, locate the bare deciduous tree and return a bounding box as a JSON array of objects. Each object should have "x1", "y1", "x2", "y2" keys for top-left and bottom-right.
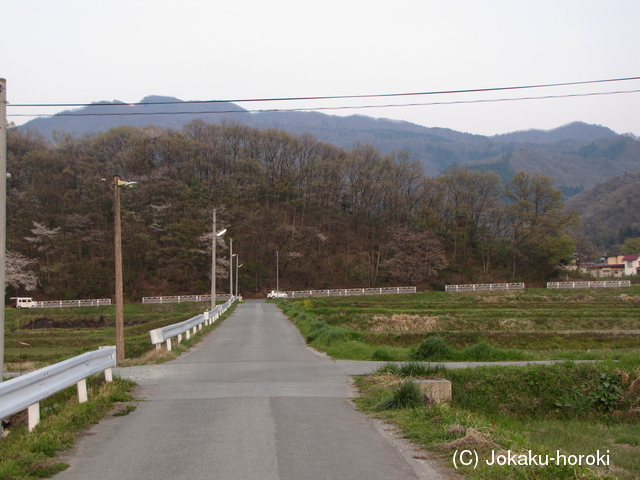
[{"x1": 383, "y1": 228, "x2": 448, "y2": 284}]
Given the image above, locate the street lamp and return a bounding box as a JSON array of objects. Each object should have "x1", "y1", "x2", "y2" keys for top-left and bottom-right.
[
  {"x1": 211, "y1": 209, "x2": 227, "y2": 311},
  {"x1": 235, "y1": 256, "x2": 243, "y2": 298},
  {"x1": 113, "y1": 175, "x2": 137, "y2": 363}
]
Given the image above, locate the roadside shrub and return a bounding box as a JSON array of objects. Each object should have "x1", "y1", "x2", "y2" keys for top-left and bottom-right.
[
  {"x1": 372, "y1": 346, "x2": 395, "y2": 361},
  {"x1": 399, "y1": 362, "x2": 448, "y2": 378},
  {"x1": 377, "y1": 379, "x2": 424, "y2": 410},
  {"x1": 319, "y1": 328, "x2": 346, "y2": 345},
  {"x1": 304, "y1": 321, "x2": 330, "y2": 343},
  {"x1": 464, "y1": 340, "x2": 495, "y2": 361},
  {"x1": 589, "y1": 372, "x2": 624, "y2": 412},
  {"x1": 411, "y1": 337, "x2": 452, "y2": 361},
  {"x1": 399, "y1": 362, "x2": 430, "y2": 377},
  {"x1": 376, "y1": 363, "x2": 401, "y2": 375}
]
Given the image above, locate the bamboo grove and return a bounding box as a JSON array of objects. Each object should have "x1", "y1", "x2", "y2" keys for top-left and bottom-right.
[{"x1": 5, "y1": 120, "x2": 579, "y2": 299}]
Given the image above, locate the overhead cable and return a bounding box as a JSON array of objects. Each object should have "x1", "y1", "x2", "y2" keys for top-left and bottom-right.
[
  {"x1": 7, "y1": 75, "x2": 640, "y2": 109},
  {"x1": 7, "y1": 88, "x2": 640, "y2": 118}
]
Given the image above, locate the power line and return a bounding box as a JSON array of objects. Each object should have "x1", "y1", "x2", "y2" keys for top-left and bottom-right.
[
  {"x1": 7, "y1": 75, "x2": 640, "y2": 109},
  {"x1": 7, "y1": 88, "x2": 640, "y2": 118}
]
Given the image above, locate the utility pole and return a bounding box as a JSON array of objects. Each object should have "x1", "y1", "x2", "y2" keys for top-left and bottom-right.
[
  {"x1": 113, "y1": 175, "x2": 125, "y2": 363},
  {"x1": 276, "y1": 250, "x2": 279, "y2": 292},
  {"x1": 211, "y1": 209, "x2": 216, "y2": 311},
  {"x1": 112, "y1": 175, "x2": 137, "y2": 364},
  {"x1": 0, "y1": 79, "x2": 7, "y2": 381}
]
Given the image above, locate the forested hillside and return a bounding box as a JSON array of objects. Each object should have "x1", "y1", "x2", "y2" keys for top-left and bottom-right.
[
  {"x1": 19, "y1": 97, "x2": 639, "y2": 197},
  {"x1": 6, "y1": 121, "x2": 579, "y2": 300},
  {"x1": 565, "y1": 171, "x2": 640, "y2": 251}
]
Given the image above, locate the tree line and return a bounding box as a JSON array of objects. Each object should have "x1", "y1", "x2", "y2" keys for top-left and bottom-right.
[{"x1": 5, "y1": 120, "x2": 579, "y2": 300}]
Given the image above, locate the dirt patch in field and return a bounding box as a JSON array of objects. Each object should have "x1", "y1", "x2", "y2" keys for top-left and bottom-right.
[
  {"x1": 439, "y1": 427, "x2": 502, "y2": 452},
  {"x1": 369, "y1": 314, "x2": 439, "y2": 332},
  {"x1": 19, "y1": 316, "x2": 144, "y2": 329},
  {"x1": 479, "y1": 295, "x2": 506, "y2": 304},
  {"x1": 569, "y1": 295, "x2": 595, "y2": 302},
  {"x1": 499, "y1": 318, "x2": 535, "y2": 331}
]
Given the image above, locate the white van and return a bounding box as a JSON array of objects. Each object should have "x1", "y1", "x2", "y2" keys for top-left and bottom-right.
[
  {"x1": 12, "y1": 297, "x2": 37, "y2": 308},
  {"x1": 267, "y1": 291, "x2": 288, "y2": 299}
]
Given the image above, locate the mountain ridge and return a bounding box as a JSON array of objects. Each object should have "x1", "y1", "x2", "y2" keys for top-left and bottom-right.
[{"x1": 18, "y1": 96, "x2": 635, "y2": 191}]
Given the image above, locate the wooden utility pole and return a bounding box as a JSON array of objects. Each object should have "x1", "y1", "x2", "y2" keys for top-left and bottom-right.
[
  {"x1": 0, "y1": 79, "x2": 7, "y2": 380},
  {"x1": 113, "y1": 175, "x2": 125, "y2": 363}
]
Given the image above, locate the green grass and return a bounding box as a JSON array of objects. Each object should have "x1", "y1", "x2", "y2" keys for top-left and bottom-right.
[
  {"x1": 355, "y1": 362, "x2": 640, "y2": 479},
  {"x1": 0, "y1": 377, "x2": 136, "y2": 480}
]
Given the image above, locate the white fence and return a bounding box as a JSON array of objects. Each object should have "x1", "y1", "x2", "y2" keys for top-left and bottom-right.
[
  {"x1": 547, "y1": 281, "x2": 632, "y2": 289},
  {"x1": 35, "y1": 298, "x2": 112, "y2": 308},
  {"x1": 284, "y1": 287, "x2": 416, "y2": 298},
  {"x1": 0, "y1": 347, "x2": 116, "y2": 432},
  {"x1": 142, "y1": 294, "x2": 232, "y2": 304},
  {"x1": 445, "y1": 283, "x2": 525, "y2": 292},
  {"x1": 149, "y1": 297, "x2": 238, "y2": 350}
]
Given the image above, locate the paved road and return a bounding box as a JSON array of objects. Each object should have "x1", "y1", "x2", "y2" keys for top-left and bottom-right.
[{"x1": 54, "y1": 300, "x2": 451, "y2": 480}]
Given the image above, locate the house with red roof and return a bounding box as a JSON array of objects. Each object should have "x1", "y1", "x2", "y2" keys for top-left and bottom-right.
[{"x1": 582, "y1": 253, "x2": 640, "y2": 278}]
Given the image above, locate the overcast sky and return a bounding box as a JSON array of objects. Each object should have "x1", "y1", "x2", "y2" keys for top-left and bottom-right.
[{"x1": 4, "y1": 0, "x2": 640, "y2": 136}]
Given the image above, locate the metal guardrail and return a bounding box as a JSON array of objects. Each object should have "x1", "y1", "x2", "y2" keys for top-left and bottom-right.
[
  {"x1": 284, "y1": 287, "x2": 416, "y2": 298},
  {"x1": 445, "y1": 283, "x2": 525, "y2": 292},
  {"x1": 0, "y1": 347, "x2": 116, "y2": 432},
  {"x1": 142, "y1": 294, "x2": 232, "y2": 304},
  {"x1": 35, "y1": 298, "x2": 112, "y2": 308},
  {"x1": 547, "y1": 280, "x2": 631, "y2": 289},
  {"x1": 149, "y1": 297, "x2": 238, "y2": 350}
]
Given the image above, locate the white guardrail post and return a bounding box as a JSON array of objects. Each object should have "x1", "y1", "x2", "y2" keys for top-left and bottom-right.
[
  {"x1": 149, "y1": 297, "x2": 240, "y2": 350},
  {"x1": 0, "y1": 346, "x2": 116, "y2": 432},
  {"x1": 280, "y1": 287, "x2": 416, "y2": 299},
  {"x1": 546, "y1": 280, "x2": 631, "y2": 289},
  {"x1": 446, "y1": 283, "x2": 525, "y2": 292}
]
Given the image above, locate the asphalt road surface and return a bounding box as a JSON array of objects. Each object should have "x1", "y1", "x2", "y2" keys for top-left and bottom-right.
[{"x1": 54, "y1": 300, "x2": 452, "y2": 480}]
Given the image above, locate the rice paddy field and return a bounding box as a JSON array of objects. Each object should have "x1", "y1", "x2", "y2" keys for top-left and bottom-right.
[
  {"x1": 280, "y1": 285, "x2": 640, "y2": 362},
  {"x1": 2, "y1": 302, "x2": 212, "y2": 370}
]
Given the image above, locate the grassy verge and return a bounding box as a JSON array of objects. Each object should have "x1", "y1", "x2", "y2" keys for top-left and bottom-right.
[
  {"x1": 0, "y1": 377, "x2": 136, "y2": 480},
  {"x1": 355, "y1": 362, "x2": 640, "y2": 479}
]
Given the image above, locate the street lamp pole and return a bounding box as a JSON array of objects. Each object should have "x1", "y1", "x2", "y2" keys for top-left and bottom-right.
[
  {"x1": 113, "y1": 175, "x2": 137, "y2": 364},
  {"x1": 211, "y1": 209, "x2": 216, "y2": 311},
  {"x1": 210, "y1": 209, "x2": 227, "y2": 311},
  {"x1": 113, "y1": 177, "x2": 124, "y2": 363},
  {"x1": 229, "y1": 238, "x2": 234, "y2": 298},
  {"x1": 276, "y1": 250, "x2": 279, "y2": 293},
  {"x1": 235, "y1": 256, "x2": 242, "y2": 298}
]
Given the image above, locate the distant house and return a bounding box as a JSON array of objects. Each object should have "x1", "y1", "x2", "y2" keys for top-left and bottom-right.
[{"x1": 582, "y1": 253, "x2": 640, "y2": 277}]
